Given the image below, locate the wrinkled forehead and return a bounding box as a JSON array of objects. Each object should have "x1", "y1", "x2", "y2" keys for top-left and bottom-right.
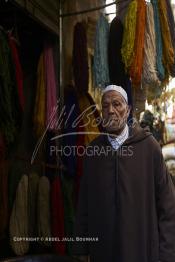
[{"x1": 101, "y1": 90, "x2": 127, "y2": 104}]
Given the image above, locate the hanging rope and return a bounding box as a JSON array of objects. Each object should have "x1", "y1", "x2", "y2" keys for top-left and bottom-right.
[
  {"x1": 121, "y1": 0, "x2": 138, "y2": 71},
  {"x1": 130, "y1": 0, "x2": 146, "y2": 87},
  {"x1": 151, "y1": 0, "x2": 165, "y2": 80},
  {"x1": 142, "y1": 3, "x2": 160, "y2": 86},
  {"x1": 158, "y1": 0, "x2": 174, "y2": 77}
]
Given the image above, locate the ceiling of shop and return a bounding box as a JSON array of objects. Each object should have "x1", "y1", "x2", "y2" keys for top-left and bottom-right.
[{"x1": 13, "y1": 0, "x2": 60, "y2": 35}]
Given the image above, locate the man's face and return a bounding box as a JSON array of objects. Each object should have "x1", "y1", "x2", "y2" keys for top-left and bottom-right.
[{"x1": 101, "y1": 91, "x2": 130, "y2": 135}]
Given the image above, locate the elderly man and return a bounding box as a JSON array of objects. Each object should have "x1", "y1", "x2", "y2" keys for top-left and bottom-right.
[{"x1": 72, "y1": 85, "x2": 175, "y2": 262}]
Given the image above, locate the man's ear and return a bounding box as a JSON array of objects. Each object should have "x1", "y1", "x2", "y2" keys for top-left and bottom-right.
[{"x1": 126, "y1": 105, "x2": 131, "y2": 118}]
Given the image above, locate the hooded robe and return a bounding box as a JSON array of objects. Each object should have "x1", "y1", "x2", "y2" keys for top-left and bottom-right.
[{"x1": 73, "y1": 125, "x2": 175, "y2": 262}]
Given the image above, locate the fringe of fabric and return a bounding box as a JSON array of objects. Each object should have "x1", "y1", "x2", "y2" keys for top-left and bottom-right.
[
  {"x1": 121, "y1": 0, "x2": 138, "y2": 71},
  {"x1": 33, "y1": 53, "x2": 46, "y2": 137},
  {"x1": 130, "y1": 0, "x2": 146, "y2": 87},
  {"x1": 93, "y1": 14, "x2": 110, "y2": 89},
  {"x1": 142, "y1": 3, "x2": 160, "y2": 86},
  {"x1": 165, "y1": 0, "x2": 175, "y2": 76},
  {"x1": 151, "y1": 0, "x2": 165, "y2": 80},
  {"x1": 158, "y1": 0, "x2": 174, "y2": 77}
]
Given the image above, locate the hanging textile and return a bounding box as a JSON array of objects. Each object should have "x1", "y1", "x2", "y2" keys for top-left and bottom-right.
[
  {"x1": 86, "y1": 93, "x2": 103, "y2": 132},
  {"x1": 0, "y1": 29, "x2": 21, "y2": 145},
  {"x1": 108, "y1": 17, "x2": 130, "y2": 89},
  {"x1": 130, "y1": 0, "x2": 146, "y2": 87},
  {"x1": 158, "y1": 0, "x2": 174, "y2": 77},
  {"x1": 75, "y1": 116, "x2": 85, "y2": 206},
  {"x1": 44, "y1": 43, "x2": 58, "y2": 130},
  {"x1": 108, "y1": 17, "x2": 132, "y2": 110},
  {"x1": 142, "y1": 3, "x2": 160, "y2": 86},
  {"x1": 51, "y1": 176, "x2": 65, "y2": 255},
  {"x1": 9, "y1": 174, "x2": 29, "y2": 255},
  {"x1": 8, "y1": 33, "x2": 25, "y2": 111},
  {"x1": 8, "y1": 159, "x2": 27, "y2": 213},
  {"x1": 62, "y1": 176, "x2": 75, "y2": 254},
  {"x1": 38, "y1": 175, "x2": 51, "y2": 247},
  {"x1": 73, "y1": 22, "x2": 89, "y2": 94},
  {"x1": 165, "y1": 0, "x2": 175, "y2": 76},
  {"x1": 93, "y1": 14, "x2": 110, "y2": 89},
  {"x1": 0, "y1": 134, "x2": 8, "y2": 238},
  {"x1": 78, "y1": 94, "x2": 100, "y2": 145},
  {"x1": 33, "y1": 53, "x2": 46, "y2": 137},
  {"x1": 28, "y1": 172, "x2": 40, "y2": 238},
  {"x1": 151, "y1": 0, "x2": 165, "y2": 80},
  {"x1": 75, "y1": 92, "x2": 102, "y2": 206},
  {"x1": 62, "y1": 88, "x2": 80, "y2": 176},
  {"x1": 121, "y1": 0, "x2": 138, "y2": 72}
]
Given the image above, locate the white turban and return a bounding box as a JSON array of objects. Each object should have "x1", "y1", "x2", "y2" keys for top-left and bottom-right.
[{"x1": 102, "y1": 85, "x2": 128, "y2": 103}]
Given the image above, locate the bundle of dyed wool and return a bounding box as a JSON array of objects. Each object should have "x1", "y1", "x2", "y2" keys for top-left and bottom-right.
[
  {"x1": 142, "y1": 3, "x2": 160, "y2": 86},
  {"x1": 151, "y1": 0, "x2": 165, "y2": 80},
  {"x1": 73, "y1": 22, "x2": 89, "y2": 94},
  {"x1": 158, "y1": 0, "x2": 174, "y2": 76},
  {"x1": 121, "y1": 0, "x2": 138, "y2": 71},
  {"x1": 93, "y1": 14, "x2": 110, "y2": 88},
  {"x1": 28, "y1": 172, "x2": 40, "y2": 238},
  {"x1": 108, "y1": 17, "x2": 130, "y2": 89},
  {"x1": 165, "y1": 0, "x2": 175, "y2": 76},
  {"x1": 130, "y1": 0, "x2": 146, "y2": 87},
  {"x1": 38, "y1": 175, "x2": 51, "y2": 246},
  {"x1": 44, "y1": 43, "x2": 58, "y2": 130},
  {"x1": 9, "y1": 175, "x2": 29, "y2": 255},
  {"x1": 33, "y1": 53, "x2": 46, "y2": 137}
]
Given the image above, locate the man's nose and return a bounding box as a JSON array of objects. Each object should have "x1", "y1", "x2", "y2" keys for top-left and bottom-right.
[{"x1": 108, "y1": 104, "x2": 114, "y2": 114}]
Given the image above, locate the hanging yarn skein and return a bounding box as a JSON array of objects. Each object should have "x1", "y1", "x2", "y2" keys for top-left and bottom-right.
[
  {"x1": 73, "y1": 22, "x2": 89, "y2": 94},
  {"x1": 165, "y1": 0, "x2": 175, "y2": 76},
  {"x1": 8, "y1": 33, "x2": 25, "y2": 111},
  {"x1": 93, "y1": 14, "x2": 110, "y2": 89},
  {"x1": 151, "y1": 0, "x2": 165, "y2": 81},
  {"x1": 142, "y1": 3, "x2": 160, "y2": 86},
  {"x1": 33, "y1": 53, "x2": 46, "y2": 137},
  {"x1": 130, "y1": 0, "x2": 146, "y2": 87},
  {"x1": 108, "y1": 17, "x2": 130, "y2": 89},
  {"x1": 121, "y1": 0, "x2": 138, "y2": 71},
  {"x1": 158, "y1": 0, "x2": 174, "y2": 77},
  {"x1": 44, "y1": 43, "x2": 58, "y2": 131}
]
